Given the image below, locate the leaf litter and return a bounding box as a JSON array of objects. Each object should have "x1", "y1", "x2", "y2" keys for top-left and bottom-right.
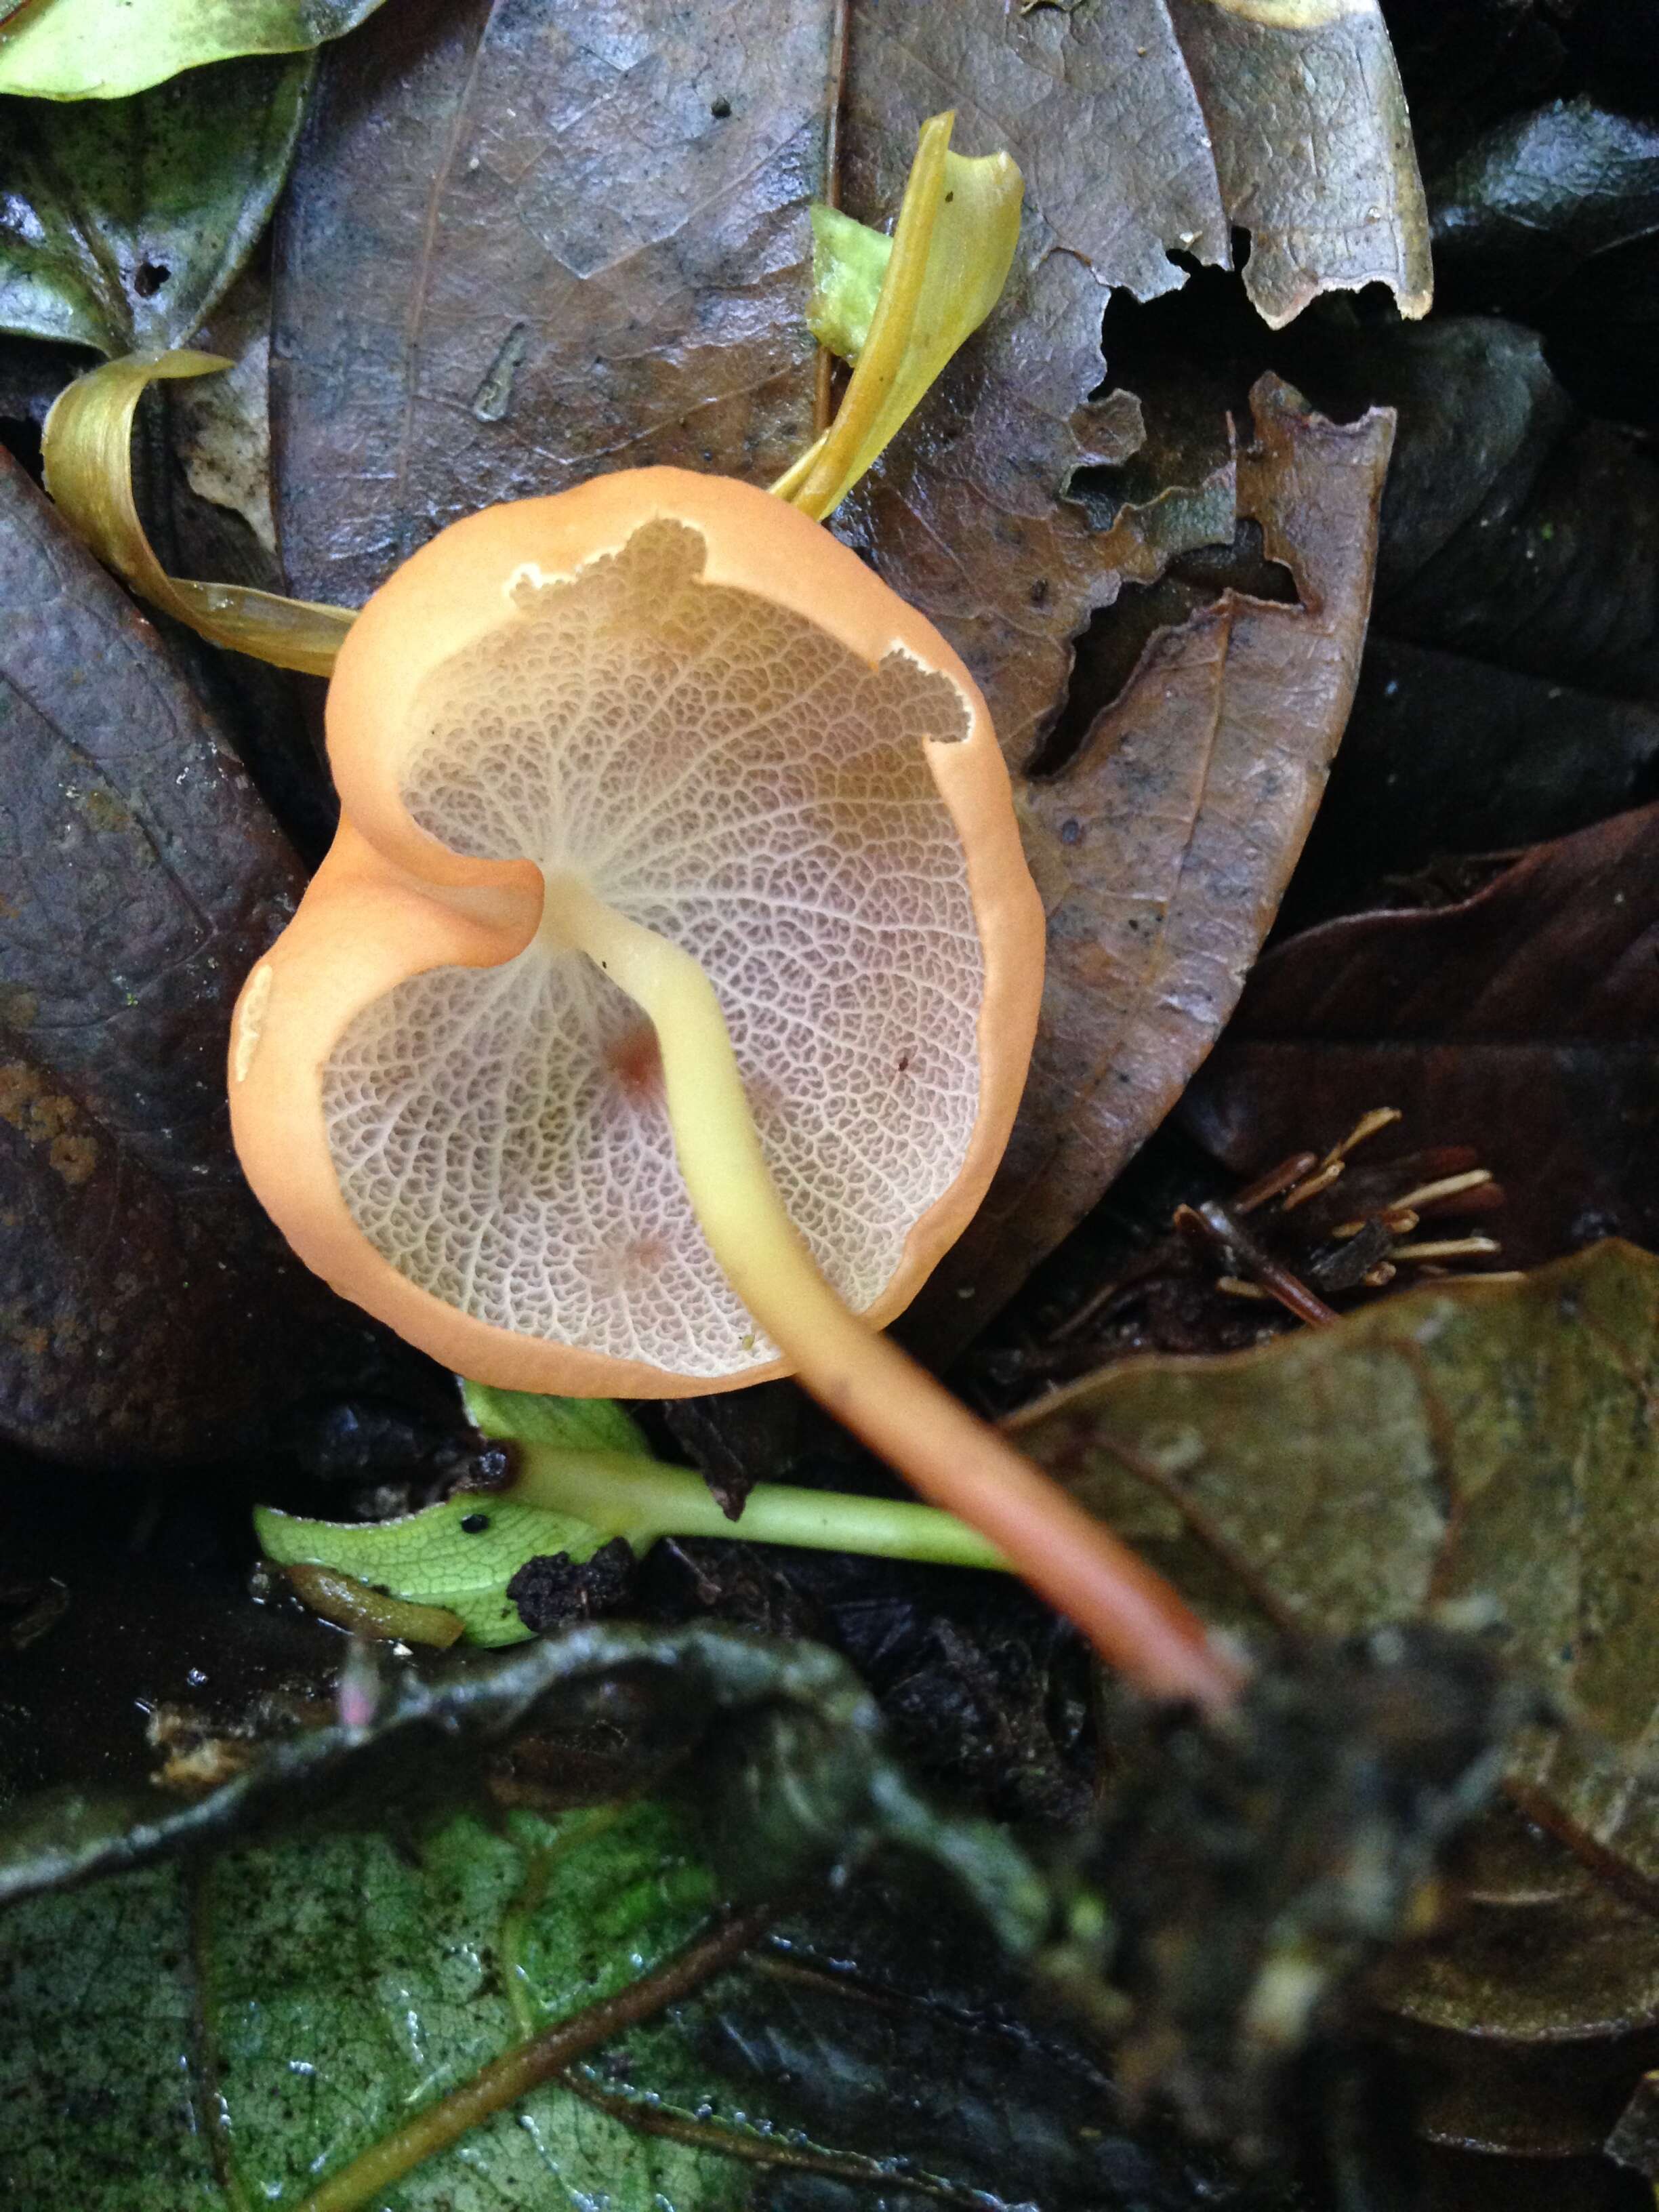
[
  {"x1": 9, "y1": 0, "x2": 1659, "y2": 2203},
  {"x1": 1184, "y1": 802, "x2": 1659, "y2": 1271}
]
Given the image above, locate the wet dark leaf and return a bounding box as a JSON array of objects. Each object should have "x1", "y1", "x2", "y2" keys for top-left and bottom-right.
[
  {"x1": 272, "y1": 0, "x2": 830, "y2": 605},
  {"x1": 0, "y1": 56, "x2": 312, "y2": 354},
  {"x1": 0, "y1": 449, "x2": 417, "y2": 1464},
  {"x1": 1319, "y1": 316, "x2": 1659, "y2": 697},
  {"x1": 1371, "y1": 0, "x2": 1577, "y2": 174},
  {"x1": 0, "y1": 1592, "x2": 1042, "y2": 1940},
  {"x1": 0, "y1": 1799, "x2": 732, "y2": 2210},
  {"x1": 1166, "y1": 0, "x2": 1431, "y2": 329},
  {"x1": 0, "y1": 1799, "x2": 1296, "y2": 2212},
  {"x1": 1012, "y1": 1242, "x2": 1659, "y2": 1897},
  {"x1": 1183, "y1": 804, "x2": 1659, "y2": 1269},
  {"x1": 1431, "y1": 95, "x2": 1659, "y2": 312},
  {"x1": 1284, "y1": 634, "x2": 1659, "y2": 926},
  {"x1": 598, "y1": 1867, "x2": 1298, "y2": 2212},
  {"x1": 908, "y1": 376, "x2": 1395, "y2": 1351},
  {"x1": 1373, "y1": 1805, "x2": 1659, "y2": 2171},
  {"x1": 828, "y1": 0, "x2": 1416, "y2": 765}
]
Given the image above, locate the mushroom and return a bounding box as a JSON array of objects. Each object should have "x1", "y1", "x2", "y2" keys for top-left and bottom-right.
[{"x1": 230, "y1": 468, "x2": 1237, "y2": 1708}]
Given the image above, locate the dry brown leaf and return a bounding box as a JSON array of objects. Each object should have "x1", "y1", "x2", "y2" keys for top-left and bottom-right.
[{"x1": 829, "y1": 0, "x2": 1229, "y2": 772}]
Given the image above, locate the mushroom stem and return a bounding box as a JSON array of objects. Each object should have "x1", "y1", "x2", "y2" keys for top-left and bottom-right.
[{"x1": 541, "y1": 874, "x2": 1243, "y2": 1711}]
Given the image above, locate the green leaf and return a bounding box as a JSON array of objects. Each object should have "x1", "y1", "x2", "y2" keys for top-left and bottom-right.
[
  {"x1": 260, "y1": 1393, "x2": 1007, "y2": 1646},
  {"x1": 1012, "y1": 1242, "x2": 1659, "y2": 1893},
  {"x1": 807, "y1": 203, "x2": 889, "y2": 363},
  {"x1": 783, "y1": 129, "x2": 1023, "y2": 522},
  {"x1": 0, "y1": 1801, "x2": 1284, "y2": 2212},
  {"x1": 257, "y1": 1493, "x2": 607, "y2": 1647},
  {"x1": 462, "y1": 1379, "x2": 653, "y2": 1459},
  {"x1": 0, "y1": 1802, "x2": 735, "y2": 2210},
  {"x1": 0, "y1": 0, "x2": 387, "y2": 100},
  {"x1": 0, "y1": 55, "x2": 311, "y2": 352}
]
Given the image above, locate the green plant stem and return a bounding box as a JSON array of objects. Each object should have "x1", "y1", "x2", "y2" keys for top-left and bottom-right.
[
  {"x1": 293, "y1": 1906, "x2": 773, "y2": 2212},
  {"x1": 512, "y1": 1445, "x2": 1010, "y2": 1571}
]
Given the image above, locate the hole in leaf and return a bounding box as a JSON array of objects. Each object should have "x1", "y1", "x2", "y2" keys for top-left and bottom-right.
[
  {"x1": 132, "y1": 260, "x2": 171, "y2": 298},
  {"x1": 1030, "y1": 521, "x2": 1299, "y2": 777}
]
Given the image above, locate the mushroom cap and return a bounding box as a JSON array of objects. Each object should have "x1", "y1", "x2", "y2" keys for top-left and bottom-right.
[{"x1": 229, "y1": 468, "x2": 1043, "y2": 1396}]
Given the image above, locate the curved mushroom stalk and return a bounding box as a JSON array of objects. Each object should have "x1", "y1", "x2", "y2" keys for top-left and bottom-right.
[
  {"x1": 542, "y1": 874, "x2": 1233, "y2": 1704},
  {"x1": 230, "y1": 469, "x2": 1240, "y2": 1710}
]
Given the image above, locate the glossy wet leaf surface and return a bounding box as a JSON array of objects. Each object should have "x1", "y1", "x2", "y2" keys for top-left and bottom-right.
[
  {"x1": 1317, "y1": 315, "x2": 1659, "y2": 699},
  {"x1": 0, "y1": 1797, "x2": 1295, "y2": 2212},
  {"x1": 0, "y1": 449, "x2": 418, "y2": 1463},
  {"x1": 1431, "y1": 95, "x2": 1659, "y2": 314},
  {"x1": 0, "y1": 56, "x2": 310, "y2": 353}
]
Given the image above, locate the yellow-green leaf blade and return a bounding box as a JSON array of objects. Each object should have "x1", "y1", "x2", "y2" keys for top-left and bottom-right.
[
  {"x1": 785, "y1": 121, "x2": 1023, "y2": 523},
  {"x1": 43, "y1": 349, "x2": 353, "y2": 672},
  {"x1": 0, "y1": 0, "x2": 390, "y2": 100}
]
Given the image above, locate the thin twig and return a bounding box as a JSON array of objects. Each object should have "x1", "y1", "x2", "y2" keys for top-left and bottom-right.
[
  {"x1": 1233, "y1": 1151, "x2": 1320, "y2": 1215},
  {"x1": 813, "y1": 0, "x2": 852, "y2": 436},
  {"x1": 293, "y1": 1908, "x2": 773, "y2": 2212},
  {"x1": 1174, "y1": 1203, "x2": 1340, "y2": 1328},
  {"x1": 1389, "y1": 1236, "x2": 1502, "y2": 1263},
  {"x1": 1389, "y1": 1168, "x2": 1495, "y2": 1213}
]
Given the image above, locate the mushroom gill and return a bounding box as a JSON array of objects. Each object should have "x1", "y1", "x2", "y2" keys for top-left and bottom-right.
[{"x1": 321, "y1": 515, "x2": 983, "y2": 1380}]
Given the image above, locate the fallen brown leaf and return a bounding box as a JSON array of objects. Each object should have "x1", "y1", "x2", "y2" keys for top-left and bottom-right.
[
  {"x1": 909, "y1": 374, "x2": 1395, "y2": 1351},
  {"x1": 0, "y1": 450, "x2": 421, "y2": 1463},
  {"x1": 1182, "y1": 802, "x2": 1659, "y2": 1271},
  {"x1": 1166, "y1": 0, "x2": 1432, "y2": 329},
  {"x1": 828, "y1": 0, "x2": 1230, "y2": 769},
  {"x1": 272, "y1": 0, "x2": 830, "y2": 602}
]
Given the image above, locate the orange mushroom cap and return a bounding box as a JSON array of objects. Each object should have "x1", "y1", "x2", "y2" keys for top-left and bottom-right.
[{"x1": 229, "y1": 468, "x2": 1043, "y2": 1397}]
